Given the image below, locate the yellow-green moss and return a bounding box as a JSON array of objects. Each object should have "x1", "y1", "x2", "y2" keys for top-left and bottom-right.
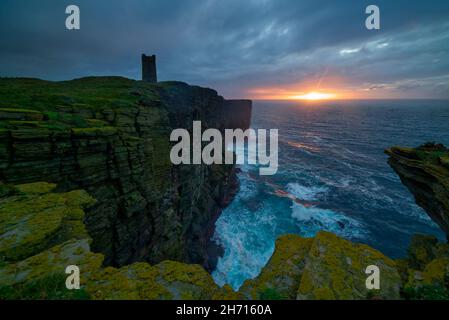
[
  {"x1": 313, "y1": 287, "x2": 335, "y2": 300},
  {"x1": 0, "y1": 239, "x2": 104, "y2": 287},
  {"x1": 422, "y1": 258, "x2": 449, "y2": 286},
  {"x1": 406, "y1": 234, "x2": 446, "y2": 273},
  {"x1": 14, "y1": 182, "x2": 56, "y2": 195},
  {"x1": 0, "y1": 179, "x2": 445, "y2": 301},
  {"x1": 0, "y1": 183, "x2": 96, "y2": 262},
  {"x1": 154, "y1": 260, "x2": 220, "y2": 300},
  {"x1": 86, "y1": 260, "x2": 220, "y2": 300},
  {"x1": 240, "y1": 234, "x2": 312, "y2": 300},
  {"x1": 212, "y1": 284, "x2": 245, "y2": 300},
  {"x1": 297, "y1": 231, "x2": 401, "y2": 300},
  {"x1": 86, "y1": 262, "x2": 172, "y2": 300}
]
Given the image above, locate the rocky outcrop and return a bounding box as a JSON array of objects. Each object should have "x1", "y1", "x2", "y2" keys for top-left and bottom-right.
[
  {"x1": 239, "y1": 235, "x2": 313, "y2": 299},
  {"x1": 241, "y1": 233, "x2": 402, "y2": 300},
  {"x1": 0, "y1": 77, "x2": 252, "y2": 270},
  {"x1": 0, "y1": 183, "x2": 104, "y2": 288},
  {"x1": 0, "y1": 182, "x2": 95, "y2": 263},
  {"x1": 396, "y1": 234, "x2": 449, "y2": 299},
  {"x1": 240, "y1": 233, "x2": 449, "y2": 300},
  {"x1": 386, "y1": 143, "x2": 449, "y2": 240},
  {"x1": 1, "y1": 183, "x2": 447, "y2": 300},
  {"x1": 0, "y1": 183, "x2": 231, "y2": 300}
]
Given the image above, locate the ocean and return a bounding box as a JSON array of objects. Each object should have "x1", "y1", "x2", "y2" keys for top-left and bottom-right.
[{"x1": 211, "y1": 99, "x2": 449, "y2": 290}]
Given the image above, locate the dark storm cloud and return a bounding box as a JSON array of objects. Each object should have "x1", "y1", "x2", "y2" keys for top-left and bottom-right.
[{"x1": 1, "y1": 0, "x2": 449, "y2": 98}]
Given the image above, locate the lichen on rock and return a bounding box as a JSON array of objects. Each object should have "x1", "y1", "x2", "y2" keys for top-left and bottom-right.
[
  {"x1": 0, "y1": 182, "x2": 96, "y2": 263},
  {"x1": 240, "y1": 234, "x2": 312, "y2": 300},
  {"x1": 296, "y1": 232, "x2": 401, "y2": 300}
]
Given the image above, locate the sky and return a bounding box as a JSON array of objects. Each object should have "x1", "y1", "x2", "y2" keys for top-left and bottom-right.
[{"x1": 1, "y1": 0, "x2": 449, "y2": 99}]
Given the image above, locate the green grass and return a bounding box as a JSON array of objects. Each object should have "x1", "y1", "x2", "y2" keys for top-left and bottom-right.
[
  {"x1": 413, "y1": 143, "x2": 449, "y2": 164},
  {"x1": 403, "y1": 284, "x2": 449, "y2": 300},
  {"x1": 0, "y1": 107, "x2": 41, "y2": 113},
  {"x1": 0, "y1": 77, "x2": 160, "y2": 112},
  {"x1": 259, "y1": 288, "x2": 286, "y2": 300},
  {"x1": 0, "y1": 76, "x2": 169, "y2": 132},
  {"x1": 0, "y1": 273, "x2": 90, "y2": 300}
]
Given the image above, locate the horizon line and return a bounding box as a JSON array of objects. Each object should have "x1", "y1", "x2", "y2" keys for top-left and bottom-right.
[
  {"x1": 2, "y1": 76, "x2": 448, "y2": 102},
  {"x1": 244, "y1": 98, "x2": 449, "y2": 101}
]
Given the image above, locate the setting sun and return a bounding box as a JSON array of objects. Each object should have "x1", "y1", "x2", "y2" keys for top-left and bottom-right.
[{"x1": 290, "y1": 92, "x2": 337, "y2": 100}]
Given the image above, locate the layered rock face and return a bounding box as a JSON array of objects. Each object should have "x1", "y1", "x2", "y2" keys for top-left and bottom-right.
[
  {"x1": 386, "y1": 143, "x2": 449, "y2": 240},
  {"x1": 0, "y1": 77, "x2": 252, "y2": 270}
]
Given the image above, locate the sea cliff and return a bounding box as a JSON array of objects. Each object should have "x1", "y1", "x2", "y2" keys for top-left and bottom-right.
[
  {"x1": 0, "y1": 78, "x2": 448, "y2": 300},
  {"x1": 386, "y1": 143, "x2": 449, "y2": 240},
  {"x1": 0, "y1": 77, "x2": 251, "y2": 271}
]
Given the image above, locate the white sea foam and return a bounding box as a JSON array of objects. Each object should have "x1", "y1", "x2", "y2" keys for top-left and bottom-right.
[
  {"x1": 286, "y1": 182, "x2": 328, "y2": 201},
  {"x1": 212, "y1": 204, "x2": 276, "y2": 289},
  {"x1": 290, "y1": 202, "x2": 368, "y2": 239}
]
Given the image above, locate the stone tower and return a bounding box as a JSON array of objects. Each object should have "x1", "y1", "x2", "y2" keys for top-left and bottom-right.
[{"x1": 141, "y1": 54, "x2": 157, "y2": 83}]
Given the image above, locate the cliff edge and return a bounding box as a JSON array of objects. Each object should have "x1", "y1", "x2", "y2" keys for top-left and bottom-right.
[
  {"x1": 386, "y1": 143, "x2": 449, "y2": 240},
  {"x1": 0, "y1": 77, "x2": 252, "y2": 271}
]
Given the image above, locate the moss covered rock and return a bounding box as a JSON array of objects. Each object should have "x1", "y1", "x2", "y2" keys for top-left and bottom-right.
[
  {"x1": 407, "y1": 234, "x2": 439, "y2": 270},
  {"x1": 86, "y1": 260, "x2": 220, "y2": 300},
  {"x1": 212, "y1": 284, "x2": 245, "y2": 300},
  {"x1": 386, "y1": 143, "x2": 449, "y2": 239},
  {"x1": 0, "y1": 239, "x2": 104, "y2": 287},
  {"x1": 422, "y1": 258, "x2": 449, "y2": 286},
  {"x1": 0, "y1": 182, "x2": 96, "y2": 262},
  {"x1": 297, "y1": 232, "x2": 401, "y2": 300},
  {"x1": 240, "y1": 235, "x2": 312, "y2": 299},
  {"x1": 402, "y1": 233, "x2": 449, "y2": 293},
  {"x1": 0, "y1": 182, "x2": 446, "y2": 300}
]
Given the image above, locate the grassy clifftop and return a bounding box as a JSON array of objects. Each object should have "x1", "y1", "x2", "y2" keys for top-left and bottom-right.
[
  {"x1": 0, "y1": 76, "x2": 163, "y2": 132},
  {"x1": 0, "y1": 77, "x2": 158, "y2": 111},
  {"x1": 0, "y1": 77, "x2": 247, "y2": 270}
]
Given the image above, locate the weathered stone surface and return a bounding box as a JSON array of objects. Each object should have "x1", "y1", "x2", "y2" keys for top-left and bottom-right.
[
  {"x1": 0, "y1": 184, "x2": 446, "y2": 300},
  {"x1": 399, "y1": 234, "x2": 449, "y2": 299},
  {"x1": 0, "y1": 182, "x2": 95, "y2": 262},
  {"x1": 0, "y1": 185, "x2": 223, "y2": 300},
  {"x1": 0, "y1": 239, "x2": 104, "y2": 287},
  {"x1": 86, "y1": 260, "x2": 222, "y2": 300},
  {"x1": 386, "y1": 143, "x2": 449, "y2": 240},
  {"x1": 407, "y1": 234, "x2": 441, "y2": 270},
  {"x1": 0, "y1": 77, "x2": 252, "y2": 270},
  {"x1": 142, "y1": 54, "x2": 157, "y2": 83},
  {"x1": 296, "y1": 232, "x2": 401, "y2": 300},
  {"x1": 241, "y1": 232, "x2": 406, "y2": 300},
  {"x1": 240, "y1": 235, "x2": 312, "y2": 299}
]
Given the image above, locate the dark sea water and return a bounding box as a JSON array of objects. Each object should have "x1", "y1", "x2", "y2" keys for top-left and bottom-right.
[{"x1": 211, "y1": 99, "x2": 449, "y2": 290}]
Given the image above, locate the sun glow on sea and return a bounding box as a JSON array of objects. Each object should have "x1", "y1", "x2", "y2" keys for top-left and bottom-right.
[{"x1": 290, "y1": 92, "x2": 337, "y2": 100}]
